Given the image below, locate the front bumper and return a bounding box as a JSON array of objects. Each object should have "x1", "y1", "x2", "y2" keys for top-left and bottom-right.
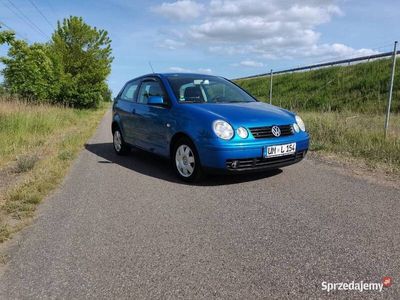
[{"x1": 197, "y1": 132, "x2": 309, "y2": 173}]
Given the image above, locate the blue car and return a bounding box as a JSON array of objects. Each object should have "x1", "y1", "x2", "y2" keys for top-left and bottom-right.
[{"x1": 112, "y1": 73, "x2": 309, "y2": 181}]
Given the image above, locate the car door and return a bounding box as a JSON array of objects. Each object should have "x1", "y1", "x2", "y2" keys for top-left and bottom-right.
[
  {"x1": 134, "y1": 78, "x2": 172, "y2": 156},
  {"x1": 113, "y1": 80, "x2": 140, "y2": 144}
]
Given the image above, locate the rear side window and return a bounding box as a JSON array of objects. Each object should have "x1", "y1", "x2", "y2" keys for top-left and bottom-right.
[{"x1": 120, "y1": 81, "x2": 139, "y2": 101}]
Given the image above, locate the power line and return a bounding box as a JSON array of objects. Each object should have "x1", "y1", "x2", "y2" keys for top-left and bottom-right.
[
  {"x1": 27, "y1": 0, "x2": 54, "y2": 30},
  {"x1": 0, "y1": 20, "x2": 31, "y2": 42},
  {"x1": 3, "y1": 0, "x2": 49, "y2": 39},
  {"x1": 42, "y1": 0, "x2": 57, "y2": 19}
]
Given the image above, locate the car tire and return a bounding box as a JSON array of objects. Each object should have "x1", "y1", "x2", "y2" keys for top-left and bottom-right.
[
  {"x1": 172, "y1": 137, "x2": 203, "y2": 182},
  {"x1": 113, "y1": 128, "x2": 130, "y2": 155}
]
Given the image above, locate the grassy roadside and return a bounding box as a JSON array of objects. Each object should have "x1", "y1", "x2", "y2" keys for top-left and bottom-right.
[
  {"x1": 0, "y1": 99, "x2": 109, "y2": 243},
  {"x1": 235, "y1": 59, "x2": 400, "y2": 174},
  {"x1": 302, "y1": 112, "x2": 400, "y2": 173},
  {"x1": 236, "y1": 57, "x2": 400, "y2": 113}
]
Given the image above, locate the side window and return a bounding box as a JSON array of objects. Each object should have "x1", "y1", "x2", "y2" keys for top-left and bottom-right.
[
  {"x1": 120, "y1": 81, "x2": 139, "y2": 102},
  {"x1": 137, "y1": 81, "x2": 166, "y2": 104}
]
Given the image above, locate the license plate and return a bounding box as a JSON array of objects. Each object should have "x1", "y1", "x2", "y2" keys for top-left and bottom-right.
[{"x1": 264, "y1": 143, "x2": 296, "y2": 158}]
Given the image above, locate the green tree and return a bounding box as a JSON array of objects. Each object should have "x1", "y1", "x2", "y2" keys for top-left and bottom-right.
[
  {"x1": 0, "y1": 28, "x2": 15, "y2": 45},
  {"x1": 52, "y1": 16, "x2": 113, "y2": 107},
  {"x1": 1, "y1": 40, "x2": 61, "y2": 101}
]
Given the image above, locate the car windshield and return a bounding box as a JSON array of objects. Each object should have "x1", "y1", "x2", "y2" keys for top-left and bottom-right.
[{"x1": 166, "y1": 75, "x2": 256, "y2": 104}]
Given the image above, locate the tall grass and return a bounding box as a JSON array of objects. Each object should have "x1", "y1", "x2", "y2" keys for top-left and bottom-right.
[
  {"x1": 0, "y1": 99, "x2": 100, "y2": 168},
  {"x1": 0, "y1": 98, "x2": 108, "y2": 242},
  {"x1": 236, "y1": 57, "x2": 400, "y2": 113},
  {"x1": 303, "y1": 112, "x2": 400, "y2": 171}
]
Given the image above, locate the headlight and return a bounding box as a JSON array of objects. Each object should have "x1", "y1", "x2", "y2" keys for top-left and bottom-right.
[
  {"x1": 295, "y1": 115, "x2": 306, "y2": 131},
  {"x1": 213, "y1": 120, "x2": 234, "y2": 140},
  {"x1": 293, "y1": 123, "x2": 300, "y2": 133},
  {"x1": 236, "y1": 127, "x2": 248, "y2": 139}
]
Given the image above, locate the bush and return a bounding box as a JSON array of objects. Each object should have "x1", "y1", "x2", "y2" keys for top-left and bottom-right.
[{"x1": 16, "y1": 155, "x2": 39, "y2": 173}]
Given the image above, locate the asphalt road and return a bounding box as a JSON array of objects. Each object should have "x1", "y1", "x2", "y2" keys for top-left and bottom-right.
[{"x1": 1, "y1": 111, "x2": 399, "y2": 299}]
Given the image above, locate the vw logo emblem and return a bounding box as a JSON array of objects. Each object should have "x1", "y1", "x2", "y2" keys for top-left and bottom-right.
[{"x1": 271, "y1": 125, "x2": 281, "y2": 137}]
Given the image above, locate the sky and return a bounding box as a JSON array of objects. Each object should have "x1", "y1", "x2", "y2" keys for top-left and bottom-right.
[{"x1": 0, "y1": 0, "x2": 399, "y2": 95}]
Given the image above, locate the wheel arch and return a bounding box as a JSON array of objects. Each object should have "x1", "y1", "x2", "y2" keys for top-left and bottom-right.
[
  {"x1": 169, "y1": 132, "x2": 197, "y2": 159},
  {"x1": 111, "y1": 113, "x2": 123, "y2": 134},
  {"x1": 111, "y1": 121, "x2": 119, "y2": 133}
]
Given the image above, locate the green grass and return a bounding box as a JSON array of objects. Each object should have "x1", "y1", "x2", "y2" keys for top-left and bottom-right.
[
  {"x1": 0, "y1": 99, "x2": 109, "y2": 243},
  {"x1": 236, "y1": 57, "x2": 400, "y2": 113},
  {"x1": 236, "y1": 58, "x2": 400, "y2": 173},
  {"x1": 0, "y1": 100, "x2": 105, "y2": 168},
  {"x1": 303, "y1": 112, "x2": 400, "y2": 172}
]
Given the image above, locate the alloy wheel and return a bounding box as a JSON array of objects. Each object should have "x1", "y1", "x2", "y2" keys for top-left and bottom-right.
[
  {"x1": 175, "y1": 144, "x2": 196, "y2": 177},
  {"x1": 113, "y1": 130, "x2": 122, "y2": 152}
]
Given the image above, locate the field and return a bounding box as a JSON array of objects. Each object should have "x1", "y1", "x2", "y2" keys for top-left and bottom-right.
[
  {"x1": 303, "y1": 112, "x2": 400, "y2": 172},
  {"x1": 0, "y1": 99, "x2": 109, "y2": 242},
  {"x1": 236, "y1": 58, "x2": 400, "y2": 173},
  {"x1": 236, "y1": 57, "x2": 400, "y2": 113}
]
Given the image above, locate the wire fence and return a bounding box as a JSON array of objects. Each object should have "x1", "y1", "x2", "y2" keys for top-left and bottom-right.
[
  {"x1": 235, "y1": 50, "x2": 400, "y2": 81},
  {"x1": 235, "y1": 42, "x2": 399, "y2": 137}
]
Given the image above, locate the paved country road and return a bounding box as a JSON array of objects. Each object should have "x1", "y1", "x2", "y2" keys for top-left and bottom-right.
[{"x1": 0, "y1": 111, "x2": 399, "y2": 299}]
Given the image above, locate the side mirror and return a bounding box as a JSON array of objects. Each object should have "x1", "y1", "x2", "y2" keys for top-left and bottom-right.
[{"x1": 148, "y1": 96, "x2": 165, "y2": 105}]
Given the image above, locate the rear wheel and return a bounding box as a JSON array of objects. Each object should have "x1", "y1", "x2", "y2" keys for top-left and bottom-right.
[
  {"x1": 113, "y1": 128, "x2": 130, "y2": 155},
  {"x1": 173, "y1": 138, "x2": 203, "y2": 182}
]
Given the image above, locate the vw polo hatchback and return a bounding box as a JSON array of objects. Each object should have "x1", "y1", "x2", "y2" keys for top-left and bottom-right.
[{"x1": 112, "y1": 73, "x2": 309, "y2": 182}]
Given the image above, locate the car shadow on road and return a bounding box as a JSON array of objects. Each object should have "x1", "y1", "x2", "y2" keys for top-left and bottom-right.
[{"x1": 85, "y1": 143, "x2": 282, "y2": 186}]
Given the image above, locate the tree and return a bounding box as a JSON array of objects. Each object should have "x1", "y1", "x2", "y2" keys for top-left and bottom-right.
[
  {"x1": 51, "y1": 16, "x2": 113, "y2": 107},
  {"x1": 0, "y1": 28, "x2": 15, "y2": 45},
  {"x1": 0, "y1": 17, "x2": 113, "y2": 108},
  {"x1": 1, "y1": 40, "x2": 61, "y2": 101}
]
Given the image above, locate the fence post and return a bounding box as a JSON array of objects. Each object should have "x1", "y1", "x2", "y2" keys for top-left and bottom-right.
[
  {"x1": 269, "y1": 69, "x2": 273, "y2": 104},
  {"x1": 384, "y1": 41, "x2": 398, "y2": 138}
]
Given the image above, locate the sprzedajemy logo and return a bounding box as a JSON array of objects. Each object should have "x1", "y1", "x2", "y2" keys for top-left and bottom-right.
[{"x1": 321, "y1": 277, "x2": 393, "y2": 293}]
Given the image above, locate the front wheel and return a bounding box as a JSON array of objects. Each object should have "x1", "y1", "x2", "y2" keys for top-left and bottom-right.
[
  {"x1": 173, "y1": 138, "x2": 203, "y2": 182},
  {"x1": 113, "y1": 129, "x2": 130, "y2": 155}
]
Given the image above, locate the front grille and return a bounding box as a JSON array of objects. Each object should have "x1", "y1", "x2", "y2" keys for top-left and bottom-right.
[
  {"x1": 226, "y1": 151, "x2": 305, "y2": 171},
  {"x1": 249, "y1": 125, "x2": 293, "y2": 139}
]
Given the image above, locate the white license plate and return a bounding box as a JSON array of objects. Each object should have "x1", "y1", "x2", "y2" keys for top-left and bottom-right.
[{"x1": 264, "y1": 143, "x2": 296, "y2": 158}]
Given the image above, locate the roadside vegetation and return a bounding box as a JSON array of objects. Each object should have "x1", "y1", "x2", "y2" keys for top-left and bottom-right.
[
  {"x1": 0, "y1": 99, "x2": 108, "y2": 242},
  {"x1": 236, "y1": 58, "x2": 400, "y2": 173},
  {"x1": 0, "y1": 17, "x2": 112, "y2": 243},
  {"x1": 1, "y1": 16, "x2": 112, "y2": 108},
  {"x1": 302, "y1": 112, "x2": 400, "y2": 172},
  {"x1": 236, "y1": 57, "x2": 400, "y2": 113}
]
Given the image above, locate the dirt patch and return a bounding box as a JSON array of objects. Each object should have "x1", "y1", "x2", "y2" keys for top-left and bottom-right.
[
  {"x1": 308, "y1": 151, "x2": 400, "y2": 190},
  {"x1": 0, "y1": 166, "x2": 19, "y2": 193}
]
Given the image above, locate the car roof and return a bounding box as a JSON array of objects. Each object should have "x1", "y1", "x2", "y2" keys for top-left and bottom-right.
[{"x1": 129, "y1": 73, "x2": 219, "y2": 82}]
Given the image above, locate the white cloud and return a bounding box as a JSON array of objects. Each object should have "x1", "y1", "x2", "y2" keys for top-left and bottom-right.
[
  {"x1": 153, "y1": 0, "x2": 376, "y2": 62},
  {"x1": 169, "y1": 67, "x2": 212, "y2": 74},
  {"x1": 169, "y1": 66, "x2": 192, "y2": 72},
  {"x1": 198, "y1": 68, "x2": 213, "y2": 74},
  {"x1": 298, "y1": 43, "x2": 379, "y2": 60},
  {"x1": 158, "y1": 39, "x2": 186, "y2": 50},
  {"x1": 152, "y1": 0, "x2": 204, "y2": 21},
  {"x1": 235, "y1": 60, "x2": 264, "y2": 68}
]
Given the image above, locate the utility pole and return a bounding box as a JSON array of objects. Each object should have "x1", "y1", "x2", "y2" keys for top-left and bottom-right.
[
  {"x1": 384, "y1": 41, "x2": 398, "y2": 138},
  {"x1": 269, "y1": 69, "x2": 273, "y2": 104}
]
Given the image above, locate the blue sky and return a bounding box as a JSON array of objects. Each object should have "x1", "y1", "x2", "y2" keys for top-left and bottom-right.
[{"x1": 0, "y1": 0, "x2": 399, "y2": 94}]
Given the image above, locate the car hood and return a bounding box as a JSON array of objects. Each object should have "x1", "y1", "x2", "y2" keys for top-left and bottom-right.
[{"x1": 184, "y1": 101, "x2": 295, "y2": 127}]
